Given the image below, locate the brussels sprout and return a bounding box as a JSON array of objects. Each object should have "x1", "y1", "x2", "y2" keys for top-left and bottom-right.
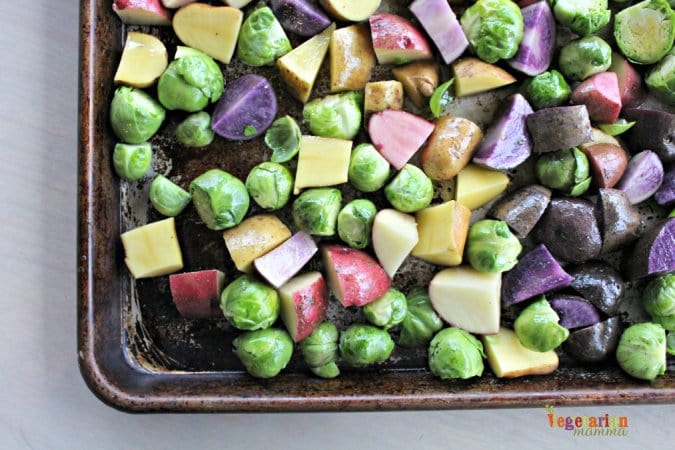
[
  {"x1": 292, "y1": 188, "x2": 342, "y2": 236},
  {"x1": 428, "y1": 328, "x2": 485, "y2": 380},
  {"x1": 363, "y1": 289, "x2": 408, "y2": 330},
  {"x1": 237, "y1": 5, "x2": 291, "y2": 66},
  {"x1": 303, "y1": 91, "x2": 362, "y2": 140},
  {"x1": 189, "y1": 169, "x2": 249, "y2": 230},
  {"x1": 110, "y1": 87, "x2": 165, "y2": 144},
  {"x1": 384, "y1": 164, "x2": 433, "y2": 213},
  {"x1": 667, "y1": 331, "x2": 675, "y2": 355},
  {"x1": 521, "y1": 70, "x2": 571, "y2": 110},
  {"x1": 175, "y1": 112, "x2": 215, "y2": 147},
  {"x1": 616, "y1": 322, "x2": 667, "y2": 380},
  {"x1": 157, "y1": 47, "x2": 224, "y2": 112},
  {"x1": 299, "y1": 322, "x2": 340, "y2": 379},
  {"x1": 112, "y1": 142, "x2": 152, "y2": 181},
  {"x1": 245, "y1": 162, "x2": 294, "y2": 211},
  {"x1": 460, "y1": 0, "x2": 524, "y2": 64},
  {"x1": 232, "y1": 328, "x2": 293, "y2": 378},
  {"x1": 398, "y1": 288, "x2": 444, "y2": 348},
  {"x1": 339, "y1": 324, "x2": 395, "y2": 367},
  {"x1": 220, "y1": 275, "x2": 280, "y2": 331},
  {"x1": 558, "y1": 36, "x2": 612, "y2": 82},
  {"x1": 149, "y1": 175, "x2": 191, "y2": 217},
  {"x1": 643, "y1": 274, "x2": 675, "y2": 331},
  {"x1": 536, "y1": 148, "x2": 591, "y2": 196},
  {"x1": 337, "y1": 199, "x2": 377, "y2": 249},
  {"x1": 466, "y1": 220, "x2": 522, "y2": 273},
  {"x1": 549, "y1": 0, "x2": 611, "y2": 36},
  {"x1": 348, "y1": 144, "x2": 391, "y2": 193},
  {"x1": 514, "y1": 297, "x2": 570, "y2": 352},
  {"x1": 614, "y1": 0, "x2": 675, "y2": 65},
  {"x1": 646, "y1": 48, "x2": 675, "y2": 104},
  {"x1": 265, "y1": 115, "x2": 301, "y2": 163}
]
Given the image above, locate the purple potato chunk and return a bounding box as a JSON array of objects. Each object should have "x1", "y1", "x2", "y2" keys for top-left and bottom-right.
[
  {"x1": 616, "y1": 150, "x2": 664, "y2": 205},
  {"x1": 548, "y1": 295, "x2": 601, "y2": 330},
  {"x1": 269, "y1": 0, "x2": 331, "y2": 37},
  {"x1": 626, "y1": 218, "x2": 675, "y2": 280},
  {"x1": 487, "y1": 184, "x2": 551, "y2": 239},
  {"x1": 655, "y1": 168, "x2": 675, "y2": 206},
  {"x1": 410, "y1": 0, "x2": 468, "y2": 65},
  {"x1": 507, "y1": 1, "x2": 556, "y2": 76},
  {"x1": 623, "y1": 108, "x2": 675, "y2": 164},
  {"x1": 526, "y1": 105, "x2": 593, "y2": 153},
  {"x1": 597, "y1": 188, "x2": 642, "y2": 254},
  {"x1": 569, "y1": 263, "x2": 625, "y2": 316},
  {"x1": 563, "y1": 317, "x2": 622, "y2": 363}
]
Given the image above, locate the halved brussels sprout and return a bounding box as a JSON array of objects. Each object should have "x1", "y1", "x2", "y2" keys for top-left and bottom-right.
[
  {"x1": 521, "y1": 70, "x2": 571, "y2": 110},
  {"x1": 384, "y1": 164, "x2": 433, "y2": 213},
  {"x1": 292, "y1": 188, "x2": 342, "y2": 236},
  {"x1": 149, "y1": 175, "x2": 191, "y2": 217},
  {"x1": 220, "y1": 275, "x2": 280, "y2": 331},
  {"x1": 112, "y1": 142, "x2": 152, "y2": 181},
  {"x1": 303, "y1": 91, "x2": 362, "y2": 140},
  {"x1": 110, "y1": 87, "x2": 165, "y2": 144},
  {"x1": 339, "y1": 324, "x2": 395, "y2": 367},
  {"x1": 536, "y1": 148, "x2": 591, "y2": 196},
  {"x1": 299, "y1": 322, "x2": 340, "y2": 379},
  {"x1": 175, "y1": 111, "x2": 215, "y2": 147},
  {"x1": 614, "y1": 0, "x2": 675, "y2": 65},
  {"x1": 337, "y1": 199, "x2": 377, "y2": 249},
  {"x1": 460, "y1": 0, "x2": 524, "y2": 64},
  {"x1": 189, "y1": 169, "x2": 249, "y2": 230},
  {"x1": 558, "y1": 36, "x2": 612, "y2": 82},
  {"x1": 363, "y1": 289, "x2": 407, "y2": 330},
  {"x1": 348, "y1": 144, "x2": 391, "y2": 193},
  {"x1": 616, "y1": 322, "x2": 667, "y2": 380},
  {"x1": 233, "y1": 328, "x2": 293, "y2": 378},
  {"x1": 549, "y1": 0, "x2": 611, "y2": 36},
  {"x1": 265, "y1": 115, "x2": 301, "y2": 163},
  {"x1": 643, "y1": 274, "x2": 675, "y2": 331},
  {"x1": 237, "y1": 5, "x2": 292, "y2": 67},
  {"x1": 514, "y1": 297, "x2": 569, "y2": 352},
  {"x1": 245, "y1": 162, "x2": 294, "y2": 211},
  {"x1": 428, "y1": 327, "x2": 485, "y2": 380},
  {"x1": 466, "y1": 220, "x2": 522, "y2": 273},
  {"x1": 646, "y1": 47, "x2": 675, "y2": 104},
  {"x1": 398, "y1": 288, "x2": 444, "y2": 348}
]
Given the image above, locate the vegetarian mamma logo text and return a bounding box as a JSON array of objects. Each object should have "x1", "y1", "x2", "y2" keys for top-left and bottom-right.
[{"x1": 545, "y1": 405, "x2": 629, "y2": 436}]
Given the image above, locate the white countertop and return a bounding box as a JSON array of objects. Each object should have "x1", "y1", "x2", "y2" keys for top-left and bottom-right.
[{"x1": 0, "y1": 2, "x2": 671, "y2": 449}]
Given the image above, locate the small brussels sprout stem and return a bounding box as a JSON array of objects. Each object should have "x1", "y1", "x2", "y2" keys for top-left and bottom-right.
[
  {"x1": 110, "y1": 87, "x2": 165, "y2": 144},
  {"x1": 220, "y1": 275, "x2": 280, "y2": 331},
  {"x1": 300, "y1": 322, "x2": 340, "y2": 378},
  {"x1": 429, "y1": 78, "x2": 454, "y2": 118},
  {"x1": 265, "y1": 115, "x2": 301, "y2": 163},
  {"x1": 337, "y1": 199, "x2": 377, "y2": 249},
  {"x1": 466, "y1": 220, "x2": 522, "y2": 273},
  {"x1": 514, "y1": 297, "x2": 569, "y2": 352},
  {"x1": 597, "y1": 119, "x2": 636, "y2": 136},
  {"x1": 189, "y1": 169, "x2": 250, "y2": 230},
  {"x1": 363, "y1": 289, "x2": 408, "y2": 330},
  {"x1": 339, "y1": 324, "x2": 395, "y2": 367},
  {"x1": 616, "y1": 322, "x2": 666, "y2": 380},
  {"x1": 149, "y1": 175, "x2": 191, "y2": 217},
  {"x1": 175, "y1": 112, "x2": 215, "y2": 147},
  {"x1": 536, "y1": 148, "x2": 591, "y2": 196},
  {"x1": 292, "y1": 188, "x2": 342, "y2": 236},
  {"x1": 236, "y1": 5, "x2": 291, "y2": 67},
  {"x1": 245, "y1": 162, "x2": 294, "y2": 211},
  {"x1": 232, "y1": 328, "x2": 294, "y2": 379},
  {"x1": 558, "y1": 36, "x2": 612, "y2": 82},
  {"x1": 428, "y1": 327, "x2": 485, "y2": 380},
  {"x1": 112, "y1": 142, "x2": 152, "y2": 181},
  {"x1": 520, "y1": 70, "x2": 571, "y2": 110},
  {"x1": 303, "y1": 91, "x2": 363, "y2": 140},
  {"x1": 384, "y1": 164, "x2": 433, "y2": 213},
  {"x1": 642, "y1": 274, "x2": 675, "y2": 331},
  {"x1": 348, "y1": 144, "x2": 391, "y2": 193},
  {"x1": 398, "y1": 288, "x2": 443, "y2": 348}
]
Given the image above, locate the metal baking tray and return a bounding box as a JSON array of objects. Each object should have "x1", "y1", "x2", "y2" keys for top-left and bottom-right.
[{"x1": 78, "y1": 0, "x2": 674, "y2": 411}]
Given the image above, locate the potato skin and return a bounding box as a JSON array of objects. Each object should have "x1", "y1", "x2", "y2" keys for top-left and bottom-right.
[{"x1": 420, "y1": 115, "x2": 483, "y2": 181}]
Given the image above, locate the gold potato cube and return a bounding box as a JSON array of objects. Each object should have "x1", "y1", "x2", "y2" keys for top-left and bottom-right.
[
  {"x1": 330, "y1": 24, "x2": 376, "y2": 93},
  {"x1": 294, "y1": 136, "x2": 352, "y2": 194},
  {"x1": 483, "y1": 327, "x2": 559, "y2": 378},
  {"x1": 455, "y1": 164, "x2": 509, "y2": 210},
  {"x1": 412, "y1": 200, "x2": 470, "y2": 266},
  {"x1": 223, "y1": 215, "x2": 292, "y2": 273},
  {"x1": 364, "y1": 81, "x2": 404, "y2": 118},
  {"x1": 121, "y1": 218, "x2": 184, "y2": 279}
]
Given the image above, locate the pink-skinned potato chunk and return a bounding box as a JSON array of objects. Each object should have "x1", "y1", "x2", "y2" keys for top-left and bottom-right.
[
  {"x1": 169, "y1": 269, "x2": 225, "y2": 319},
  {"x1": 368, "y1": 110, "x2": 434, "y2": 170},
  {"x1": 609, "y1": 52, "x2": 645, "y2": 109},
  {"x1": 322, "y1": 245, "x2": 391, "y2": 307},
  {"x1": 571, "y1": 72, "x2": 622, "y2": 124},
  {"x1": 279, "y1": 272, "x2": 329, "y2": 342},
  {"x1": 254, "y1": 232, "x2": 318, "y2": 288},
  {"x1": 113, "y1": 0, "x2": 172, "y2": 26}
]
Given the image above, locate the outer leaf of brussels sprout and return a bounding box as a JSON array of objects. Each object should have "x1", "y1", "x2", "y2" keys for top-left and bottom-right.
[
  {"x1": 237, "y1": 5, "x2": 292, "y2": 66},
  {"x1": 466, "y1": 220, "x2": 522, "y2": 273},
  {"x1": 112, "y1": 142, "x2": 152, "y2": 181},
  {"x1": 348, "y1": 144, "x2": 391, "y2": 193},
  {"x1": 245, "y1": 162, "x2": 294, "y2": 211},
  {"x1": 428, "y1": 327, "x2": 485, "y2": 380},
  {"x1": 514, "y1": 297, "x2": 570, "y2": 352},
  {"x1": 521, "y1": 70, "x2": 571, "y2": 110},
  {"x1": 189, "y1": 169, "x2": 250, "y2": 230},
  {"x1": 303, "y1": 91, "x2": 362, "y2": 140},
  {"x1": 339, "y1": 325, "x2": 395, "y2": 367},
  {"x1": 292, "y1": 188, "x2": 342, "y2": 236},
  {"x1": 265, "y1": 115, "x2": 301, "y2": 163},
  {"x1": 384, "y1": 164, "x2": 433, "y2": 213},
  {"x1": 149, "y1": 175, "x2": 192, "y2": 217},
  {"x1": 616, "y1": 322, "x2": 666, "y2": 380},
  {"x1": 337, "y1": 199, "x2": 377, "y2": 249},
  {"x1": 220, "y1": 275, "x2": 281, "y2": 331},
  {"x1": 460, "y1": 0, "x2": 524, "y2": 64},
  {"x1": 110, "y1": 87, "x2": 166, "y2": 144},
  {"x1": 363, "y1": 289, "x2": 408, "y2": 330},
  {"x1": 175, "y1": 112, "x2": 215, "y2": 147},
  {"x1": 398, "y1": 288, "x2": 444, "y2": 348},
  {"x1": 232, "y1": 328, "x2": 294, "y2": 378}
]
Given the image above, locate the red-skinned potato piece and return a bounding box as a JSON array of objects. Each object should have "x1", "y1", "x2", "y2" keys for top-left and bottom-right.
[
  {"x1": 581, "y1": 143, "x2": 628, "y2": 188},
  {"x1": 169, "y1": 270, "x2": 224, "y2": 319},
  {"x1": 322, "y1": 245, "x2": 391, "y2": 307},
  {"x1": 571, "y1": 72, "x2": 622, "y2": 124},
  {"x1": 113, "y1": 0, "x2": 172, "y2": 25},
  {"x1": 279, "y1": 272, "x2": 329, "y2": 342},
  {"x1": 369, "y1": 13, "x2": 433, "y2": 65},
  {"x1": 368, "y1": 110, "x2": 435, "y2": 170},
  {"x1": 254, "y1": 232, "x2": 318, "y2": 289},
  {"x1": 609, "y1": 52, "x2": 645, "y2": 109}
]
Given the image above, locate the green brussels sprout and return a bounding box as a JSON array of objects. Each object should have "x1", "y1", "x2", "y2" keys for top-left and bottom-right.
[
  {"x1": 299, "y1": 322, "x2": 340, "y2": 379},
  {"x1": 614, "y1": 0, "x2": 675, "y2": 65},
  {"x1": 110, "y1": 87, "x2": 165, "y2": 144},
  {"x1": 363, "y1": 289, "x2": 408, "y2": 330},
  {"x1": 303, "y1": 91, "x2": 362, "y2": 140},
  {"x1": 646, "y1": 48, "x2": 675, "y2": 105},
  {"x1": 616, "y1": 322, "x2": 667, "y2": 380},
  {"x1": 384, "y1": 164, "x2": 433, "y2": 213},
  {"x1": 460, "y1": 0, "x2": 524, "y2": 64},
  {"x1": 535, "y1": 147, "x2": 591, "y2": 196},
  {"x1": 189, "y1": 169, "x2": 249, "y2": 230},
  {"x1": 428, "y1": 328, "x2": 485, "y2": 380},
  {"x1": 265, "y1": 115, "x2": 301, "y2": 163},
  {"x1": 466, "y1": 220, "x2": 522, "y2": 273},
  {"x1": 339, "y1": 324, "x2": 395, "y2": 367},
  {"x1": 521, "y1": 70, "x2": 571, "y2": 110},
  {"x1": 149, "y1": 175, "x2": 191, "y2": 217},
  {"x1": 348, "y1": 144, "x2": 391, "y2": 193},
  {"x1": 514, "y1": 297, "x2": 569, "y2": 352},
  {"x1": 667, "y1": 331, "x2": 675, "y2": 356},
  {"x1": 232, "y1": 328, "x2": 293, "y2": 378},
  {"x1": 398, "y1": 288, "x2": 444, "y2": 348},
  {"x1": 292, "y1": 188, "x2": 342, "y2": 236},
  {"x1": 337, "y1": 199, "x2": 377, "y2": 249},
  {"x1": 643, "y1": 274, "x2": 675, "y2": 331},
  {"x1": 112, "y1": 142, "x2": 152, "y2": 181},
  {"x1": 175, "y1": 112, "x2": 215, "y2": 147},
  {"x1": 237, "y1": 5, "x2": 291, "y2": 66},
  {"x1": 549, "y1": 0, "x2": 611, "y2": 36},
  {"x1": 245, "y1": 162, "x2": 294, "y2": 211},
  {"x1": 157, "y1": 47, "x2": 224, "y2": 112},
  {"x1": 220, "y1": 275, "x2": 280, "y2": 331},
  {"x1": 558, "y1": 36, "x2": 612, "y2": 82}
]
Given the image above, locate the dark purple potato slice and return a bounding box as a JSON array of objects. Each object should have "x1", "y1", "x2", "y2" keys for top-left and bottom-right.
[
  {"x1": 526, "y1": 105, "x2": 593, "y2": 153},
  {"x1": 501, "y1": 244, "x2": 574, "y2": 306},
  {"x1": 548, "y1": 295, "x2": 601, "y2": 330},
  {"x1": 626, "y1": 218, "x2": 675, "y2": 280},
  {"x1": 269, "y1": 0, "x2": 331, "y2": 37},
  {"x1": 623, "y1": 108, "x2": 675, "y2": 164},
  {"x1": 655, "y1": 168, "x2": 675, "y2": 206},
  {"x1": 211, "y1": 74, "x2": 277, "y2": 141},
  {"x1": 487, "y1": 185, "x2": 551, "y2": 239},
  {"x1": 569, "y1": 263, "x2": 625, "y2": 316},
  {"x1": 616, "y1": 150, "x2": 664, "y2": 205},
  {"x1": 473, "y1": 94, "x2": 533, "y2": 170},
  {"x1": 563, "y1": 317, "x2": 622, "y2": 363},
  {"x1": 507, "y1": 1, "x2": 555, "y2": 76},
  {"x1": 597, "y1": 188, "x2": 642, "y2": 254},
  {"x1": 533, "y1": 198, "x2": 602, "y2": 263}
]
